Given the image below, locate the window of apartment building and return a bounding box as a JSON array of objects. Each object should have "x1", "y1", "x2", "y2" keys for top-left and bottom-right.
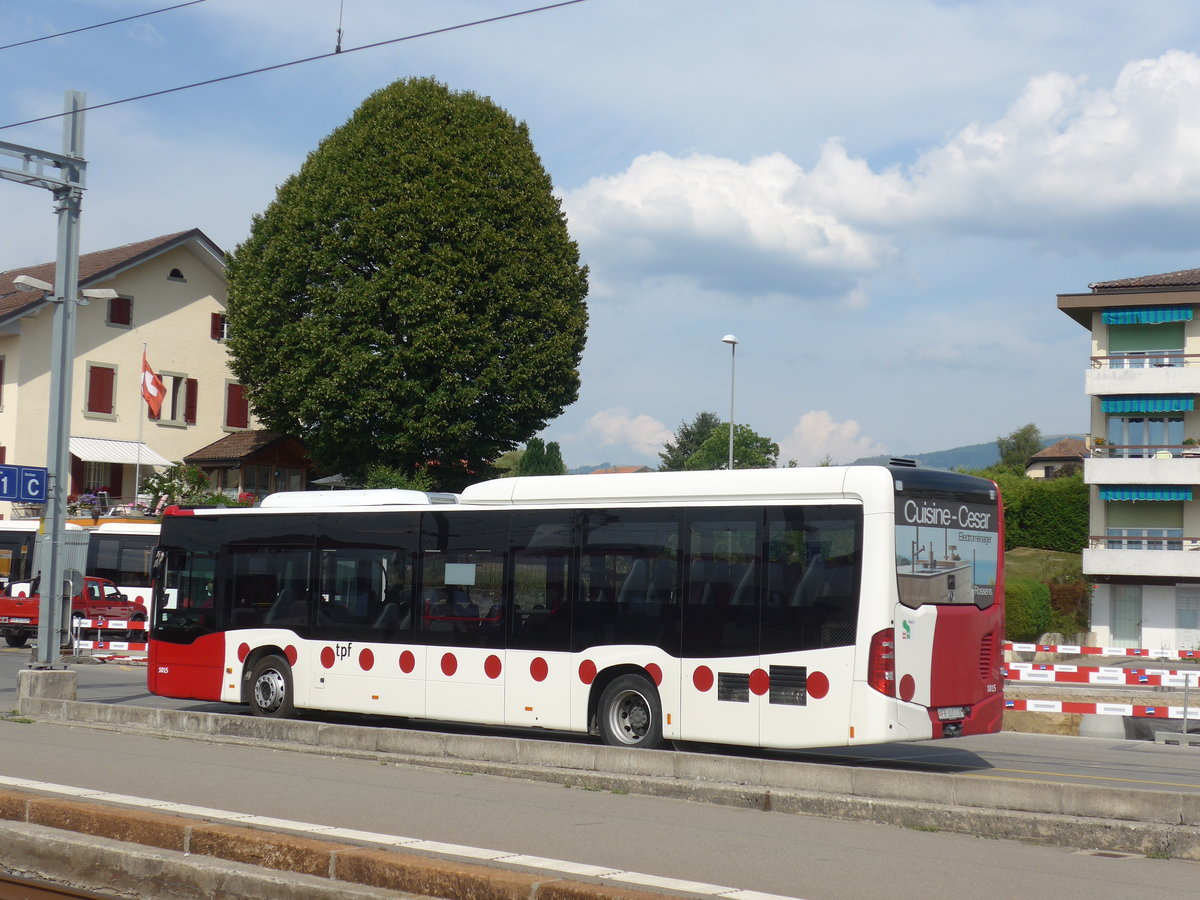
[
  {"x1": 225, "y1": 382, "x2": 249, "y2": 429},
  {"x1": 1105, "y1": 322, "x2": 1185, "y2": 368},
  {"x1": 211, "y1": 313, "x2": 229, "y2": 341},
  {"x1": 151, "y1": 373, "x2": 198, "y2": 426},
  {"x1": 1105, "y1": 416, "x2": 1183, "y2": 457},
  {"x1": 1105, "y1": 500, "x2": 1184, "y2": 550},
  {"x1": 84, "y1": 461, "x2": 112, "y2": 493},
  {"x1": 107, "y1": 296, "x2": 132, "y2": 328},
  {"x1": 1176, "y1": 586, "x2": 1200, "y2": 648},
  {"x1": 85, "y1": 364, "x2": 117, "y2": 417}
]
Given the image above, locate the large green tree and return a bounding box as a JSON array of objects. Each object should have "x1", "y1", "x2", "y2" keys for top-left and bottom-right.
[
  {"x1": 659, "y1": 411, "x2": 722, "y2": 471},
  {"x1": 225, "y1": 77, "x2": 589, "y2": 489},
  {"x1": 684, "y1": 423, "x2": 780, "y2": 470}
]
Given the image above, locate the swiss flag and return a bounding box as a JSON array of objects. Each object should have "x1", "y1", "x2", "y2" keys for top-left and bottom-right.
[{"x1": 141, "y1": 352, "x2": 166, "y2": 417}]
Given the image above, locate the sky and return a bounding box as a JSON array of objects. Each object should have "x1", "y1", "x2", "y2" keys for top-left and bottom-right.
[{"x1": 4, "y1": 1, "x2": 1200, "y2": 470}]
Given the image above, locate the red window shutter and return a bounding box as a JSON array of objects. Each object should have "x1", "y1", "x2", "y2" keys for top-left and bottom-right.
[
  {"x1": 184, "y1": 378, "x2": 198, "y2": 424},
  {"x1": 109, "y1": 297, "x2": 132, "y2": 326},
  {"x1": 0, "y1": 446, "x2": 6, "y2": 464},
  {"x1": 0, "y1": 357, "x2": 5, "y2": 408},
  {"x1": 226, "y1": 383, "x2": 248, "y2": 429},
  {"x1": 87, "y1": 366, "x2": 115, "y2": 414},
  {"x1": 211, "y1": 313, "x2": 225, "y2": 341}
]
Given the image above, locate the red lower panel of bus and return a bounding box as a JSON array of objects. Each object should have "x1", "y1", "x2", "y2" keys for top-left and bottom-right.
[
  {"x1": 147, "y1": 634, "x2": 226, "y2": 701},
  {"x1": 929, "y1": 604, "x2": 1005, "y2": 735}
]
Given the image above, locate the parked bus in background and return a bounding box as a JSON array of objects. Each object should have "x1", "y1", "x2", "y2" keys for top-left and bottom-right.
[
  {"x1": 0, "y1": 521, "x2": 36, "y2": 592},
  {"x1": 148, "y1": 464, "x2": 1004, "y2": 750},
  {"x1": 85, "y1": 523, "x2": 160, "y2": 606}
]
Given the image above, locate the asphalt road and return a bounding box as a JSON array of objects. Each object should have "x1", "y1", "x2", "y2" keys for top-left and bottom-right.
[{"x1": 3, "y1": 648, "x2": 1200, "y2": 899}]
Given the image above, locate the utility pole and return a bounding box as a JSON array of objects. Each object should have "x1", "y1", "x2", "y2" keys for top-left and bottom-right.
[{"x1": 0, "y1": 91, "x2": 88, "y2": 667}]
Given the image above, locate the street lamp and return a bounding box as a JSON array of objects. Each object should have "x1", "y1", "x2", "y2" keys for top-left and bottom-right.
[{"x1": 721, "y1": 334, "x2": 738, "y2": 471}]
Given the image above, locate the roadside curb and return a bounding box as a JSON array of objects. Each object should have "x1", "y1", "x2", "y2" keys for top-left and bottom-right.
[{"x1": 15, "y1": 693, "x2": 1200, "y2": 864}]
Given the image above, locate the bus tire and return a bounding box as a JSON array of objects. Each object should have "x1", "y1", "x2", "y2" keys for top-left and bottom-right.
[
  {"x1": 598, "y1": 673, "x2": 663, "y2": 749},
  {"x1": 4, "y1": 634, "x2": 26, "y2": 648},
  {"x1": 249, "y1": 654, "x2": 295, "y2": 719}
]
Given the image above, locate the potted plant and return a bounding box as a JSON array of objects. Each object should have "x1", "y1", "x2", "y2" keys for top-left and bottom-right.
[
  {"x1": 1091, "y1": 437, "x2": 1107, "y2": 456},
  {"x1": 1183, "y1": 438, "x2": 1200, "y2": 458}
]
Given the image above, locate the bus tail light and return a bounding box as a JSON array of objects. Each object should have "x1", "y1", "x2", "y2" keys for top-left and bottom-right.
[{"x1": 868, "y1": 628, "x2": 895, "y2": 696}]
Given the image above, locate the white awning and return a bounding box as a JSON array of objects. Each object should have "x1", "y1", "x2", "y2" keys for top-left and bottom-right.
[{"x1": 69, "y1": 437, "x2": 172, "y2": 467}]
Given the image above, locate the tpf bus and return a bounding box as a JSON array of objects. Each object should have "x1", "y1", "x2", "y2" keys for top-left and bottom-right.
[{"x1": 148, "y1": 465, "x2": 1004, "y2": 750}]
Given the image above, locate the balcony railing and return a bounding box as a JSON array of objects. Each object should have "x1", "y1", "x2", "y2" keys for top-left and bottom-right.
[
  {"x1": 1090, "y1": 352, "x2": 1197, "y2": 369},
  {"x1": 1089, "y1": 443, "x2": 1200, "y2": 458},
  {"x1": 1089, "y1": 534, "x2": 1193, "y2": 551}
]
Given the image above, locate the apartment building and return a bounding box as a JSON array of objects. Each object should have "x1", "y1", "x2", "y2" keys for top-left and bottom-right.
[
  {"x1": 0, "y1": 229, "x2": 259, "y2": 516},
  {"x1": 1058, "y1": 268, "x2": 1200, "y2": 652}
]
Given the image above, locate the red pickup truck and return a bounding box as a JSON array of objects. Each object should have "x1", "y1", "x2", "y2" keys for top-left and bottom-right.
[{"x1": 0, "y1": 576, "x2": 147, "y2": 648}]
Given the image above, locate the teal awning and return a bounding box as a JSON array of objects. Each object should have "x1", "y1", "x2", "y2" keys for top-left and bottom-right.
[
  {"x1": 1103, "y1": 306, "x2": 1194, "y2": 325},
  {"x1": 1101, "y1": 395, "x2": 1195, "y2": 413},
  {"x1": 1100, "y1": 486, "x2": 1192, "y2": 501}
]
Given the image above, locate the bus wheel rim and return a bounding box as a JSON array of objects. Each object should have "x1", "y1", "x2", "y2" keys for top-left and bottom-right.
[
  {"x1": 610, "y1": 689, "x2": 650, "y2": 743},
  {"x1": 255, "y1": 669, "x2": 286, "y2": 711}
]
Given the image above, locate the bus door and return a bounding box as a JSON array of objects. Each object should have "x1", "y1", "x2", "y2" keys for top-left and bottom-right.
[
  {"x1": 679, "y1": 511, "x2": 761, "y2": 745},
  {"x1": 757, "y1": 507, "x2": 860, "y2": 749}
]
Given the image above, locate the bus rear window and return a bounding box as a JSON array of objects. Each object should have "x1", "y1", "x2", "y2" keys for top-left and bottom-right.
[{"x1": 895, "y1": 492, "x2": 999, "y2": 609}]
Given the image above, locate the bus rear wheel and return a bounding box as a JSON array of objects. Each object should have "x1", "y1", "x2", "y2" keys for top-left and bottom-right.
[
  {"x1": 598, "y1": 674, "x2": 663, "y2": 749},
  {"x1": 4, "y1": 634, "x2": 27, "y2": 648},
  {"x1": 249, "y1": 654, "x2": 295, "y2": 719}
]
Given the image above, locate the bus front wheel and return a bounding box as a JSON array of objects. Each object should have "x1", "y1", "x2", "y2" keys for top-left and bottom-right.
[
  {"x1": 249, "y1": 654, "x2": 295, "y2": 719},
  {"x1": 598, "y1": 674, "x2": 663, "y2": 749}
]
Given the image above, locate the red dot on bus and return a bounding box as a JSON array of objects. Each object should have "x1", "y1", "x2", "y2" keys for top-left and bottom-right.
[
  {"x1": 237, "y1": 643, "x2": 250, "y2": 662},
  {"x1": 359, "y1": 648, "x2": 374, "y2": 671},
  {"x1": 578, "y1": 659, "x2": 597, "y2": 684},
  {"x1": 485, "y1": 655, "x2": 502, "y2": 679},
  {"x1": 749, "y1": 668, "x2": 770, "y2": 696},
  {"x1": 646, "y1": 663, "x2": 662, "y2": 686},
  {"x1": 692, "y1": 666, "x2": 714, "y2": 692},
  {"x1": 441, "y1": 653, "x2": 458, "y2": 677},
  {"x1": 285, "y1": 645, "x2": 298, "y2": 666},
  {"x1": 320, "y1": 646, "x2": 335, "y2": 669},
  {"x1": 806, "y1": 671, "x2": 829, "y2": 700},
  {"x1": 899, "y1": 674, "x2": 916, "y2": 703},
  {"x1": 399, "y1": 650, "x2": 415, "y2": 673},
  {"x1": 530, "y1": 657, "x2": 549, "y2": 682}
]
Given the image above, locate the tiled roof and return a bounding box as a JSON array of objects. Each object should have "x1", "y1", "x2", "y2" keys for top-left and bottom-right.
[
  {"x1": 1090, "y1": 268, "x2": 1200, "y2": 291},
  {"x1": 591, "y1": 465, "x2": 653, "y2": 474},
  {"x1": 0, "y1": 228, "x2": 219, "y2": 322},
  {"x1": 185, "y1": 430, "x2": 288, "y2": 462},
  {"x1": 1029, "y1": 438, "x2": 1088, "y2": 461}
]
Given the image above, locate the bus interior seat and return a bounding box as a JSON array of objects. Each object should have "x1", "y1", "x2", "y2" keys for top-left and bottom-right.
[
  {"x1": 265, "y1": 588, "x2": 306, "y2": 625},
  {"x1": 728, "y1": 562, "x2": 757, "y2": 606},
  {"x1": 617, "y1": 559, "x2": 648, "y2": 605}
]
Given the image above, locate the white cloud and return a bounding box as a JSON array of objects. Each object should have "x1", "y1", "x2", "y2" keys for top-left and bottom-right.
[
  {"x1": 578, "y1": 408, "x2": 673, "y2": 458},
  {"x1": 563, "y1": 152, "x2": 896, "y2": 306},
  {"x1": 565, "y1": 49, "x2": 1200, "y2": 309},
  {"x1": 777, "y1": 411, "x2": 886, "y2": 467}
]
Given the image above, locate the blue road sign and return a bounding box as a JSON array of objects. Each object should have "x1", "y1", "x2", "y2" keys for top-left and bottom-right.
[
  {"x1": 19, "y1": 466, "x2": 47, "y2": 503},
  {"x1": 0, "y1": 465, "x2": 16, "y2": 502},
  {"x1": 0, "y1": 465, "x2": 48, "y2": 502}
]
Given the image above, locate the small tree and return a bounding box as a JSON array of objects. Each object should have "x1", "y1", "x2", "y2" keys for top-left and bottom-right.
[
  {"x1": 659, "y1": 412, "x2": 722, "y2": 471},
  {"x1": 514, "y1": 438, "x2": 565, "y2": 475},
  {"x1": 684, "y1": 423, "x2": 779, "y2": 470},
  {"x1": 363, "y1": 465, "x2": 436, "y2": 491},
  {"x1": 140, "y1": 463, "x2": 212, "y2": 508},
  {"x1": 997, "y1": 423, "x2": 1042, "y2": 471}
]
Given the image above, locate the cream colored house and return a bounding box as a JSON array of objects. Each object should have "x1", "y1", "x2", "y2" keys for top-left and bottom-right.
[
  {"x1": 1058, "y1": 268, "x2": 1200, "y2": 651},
  {"x1": 0, "y1": 229, "x2": 257, "y2": 516}
]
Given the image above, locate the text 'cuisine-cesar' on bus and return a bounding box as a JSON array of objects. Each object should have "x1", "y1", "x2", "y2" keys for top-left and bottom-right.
[{"x1": 147, "y1": 464, "x2": 1004, "y2": 750}]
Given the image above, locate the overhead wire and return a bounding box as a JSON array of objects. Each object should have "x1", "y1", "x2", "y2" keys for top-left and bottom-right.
[
  {"x1": 0, "y1": 0, "x2": 593, "y2": 131},
  {"x1": 0, "y1": 0, "x2": 211, "y2": 53}
]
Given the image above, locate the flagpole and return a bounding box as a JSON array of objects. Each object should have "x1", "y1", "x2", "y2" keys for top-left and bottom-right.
[{"x1": 135, "y1": 341, "x2": 145, "y2": 509}]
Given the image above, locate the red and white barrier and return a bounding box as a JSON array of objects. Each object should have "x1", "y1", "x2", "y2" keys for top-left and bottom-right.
[
  {"x1": 1005, "y1": 698, "x2": 1200, "y2": 719},
  {"x1": 1005, "y1": 663, "x2": 1200, "y2": 686},
  {"x1": 1005, "y1": 641, "x2": 1200, "y2": 659}
]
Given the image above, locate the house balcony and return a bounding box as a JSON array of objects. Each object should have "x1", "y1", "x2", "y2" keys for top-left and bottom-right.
[
  {"x1": 1086, "y1": 354, "x2": 1200, "y2": 396},
  {"x1": 1085, "y1": 451, "x2": 1200, "y2": 485},
  {"x1": 1084, "y1": 537, "x2": 1200, "y2": 579}
]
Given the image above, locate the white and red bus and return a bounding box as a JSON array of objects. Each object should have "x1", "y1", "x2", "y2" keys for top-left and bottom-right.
[
  {"x1": 147, "y1": 464, "x2": 1004, "y2": 750},
  {"x1": 85, "y1": 522, "x2": 160, "y2": 607}
]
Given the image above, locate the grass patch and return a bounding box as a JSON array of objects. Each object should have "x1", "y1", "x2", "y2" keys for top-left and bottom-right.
[{"x1": 1005, "y1": 547, "x2": 1082, "y2": 583}]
